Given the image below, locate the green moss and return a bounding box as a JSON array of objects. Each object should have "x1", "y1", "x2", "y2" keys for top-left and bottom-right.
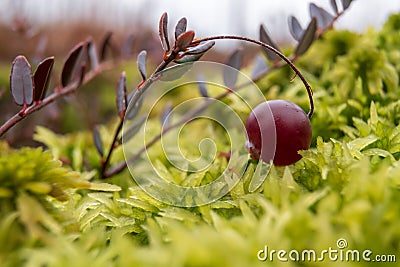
[{"x1": 2, "y1": 13, "x2": 400, "y2": 267}]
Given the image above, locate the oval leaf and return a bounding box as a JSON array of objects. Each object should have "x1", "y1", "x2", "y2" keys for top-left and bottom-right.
[
  {"x1": 137, "y1": 50, "x2": 147, "y2": 81},
  {"x1": 259, "y1": 24, "x2": 281, "y2": 61},
  {"x1": 186, "y1": 41, "x2": 215, "y2": 55},
  {"x1": 61, "y1": 42, "x2": 85, "y2": 87},
  {"x1": 330, "y1": 0, "x2": 339, "y2": 14},
  {"x1": 116, "y1": 72, "x2": 127, "y2": 119},
  {"x1": 175, "y1": 30, "x2": 195, "y2": 51},
  {"x1": 288, "y1": 16, "x2": 304, "y2": 41},
  {"x1": 251, "y1": 55, "x2": 269, "y2": 80},
  {"x1": 126, "y1": 90, "x2": 144, "y2": 120},
  {"x1": 87, "y1": 37, "x2": 99, "y2": 71},
  {"x1": 309, "y1": 3, "x2": 335, "y2": 29},
  {"x1": 160, "y1": 63, "x2": 192, "y2": 82},
  {"x1": 174, "y1": 17, "x2": 187, "y2": 39},
  {"x1": 10, "y1": 55, "x2": 34, "y2": 106},
  {"x1": 122, "y1": 115, "x2": 146, "y2": 143},
  {"x1": 294, "y1": 17, "x2": 317, "y2": 57},
  {"x1": 159, "y1": 12, "x2": 170, "y2": 52},
  {"x1": 174, "y1": 53, "x2": 203, "y2": 64},
  {"x1": 33, "y1": 56, "x2": 54, "y2": 102},
  {"x1": 341, "y1": 0, "x2": 352, "y2": 10},
  {"x1": 223, "y1": 49, "x2": 243, "y2": 88},
  {"x1": 92, "y1": 127, "x2": 104, "y2": 157},
  {"x1": 100, "y1": 32, "x2": 113, "y2": 61}
]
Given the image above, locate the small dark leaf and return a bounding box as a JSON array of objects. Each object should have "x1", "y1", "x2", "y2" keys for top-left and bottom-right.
[
  {"x1": 309, "y1": 3, "x2": 335, "y2": 29},
  {"x1": 174, "y1": 53, "x2": 203, "y2": 64},
  {"x1": 175, "y1": 31, "x2": 195, "y2": 51},
  {"x1": 341, "y1": 0, "x2": 352, "y2": 10},
  {"x1": 87, "y1": 37, "x2": 99, "y2": 71},
  {"x1": 160, "y1": 102, "x2": 173, "y2": 127},
  {"x1": 61, "y1": 42, "x2": 85, "y2": 87},
  {"x1": 223, "y1": 49, "x2": 243, "y2": 88},
  {"x1": 77, "y1": 64, "x2": 86, "y2": 87},
  {"x1": 251, "y1": 55, "x2": 269, "y2": 80},
  {"x1": 10, "y1": 55, "x2": 34, "y2": 106},
  {"x1": 92, "y1": 127, "x2": 104, "y2": 157},
  {"x1": 122, "y1": 115, "x2": 146, "y2": 143},
  {"x1": 174, "y1": 41, "x2": 215, "y2": 64},
  {"x1": 197, "y1": 75, "x2": 208, "y2": 97},
  {"x1": 137, "y1": 50, "x2": 147, "y2": 81},
  {"x1": 330, "y1": 0, "x2": 339, "y2": 14},
  {"x1": 259, "y1": 24, "x2": 281, "y2": 61},
  {"x1": 159, "y1": 12, "x2": 170, "y2": 52},
  {"x1": 294, "y1": 17, "x2": 317, "y2": 57},
  {"x1": 100, "y1": 32, "x2": 113, "y2": 61},
  {"x1": 288, "y1": 16, "x2": 304, "y2": 41},
  {"x1": 174, "y1": 17, "x2": 187, "y2": 39},
  {"x1": 186, "y1": 41, "x2": 215, "y2": 55},
  {"x1": 126, "y1": 90, "x2": 143, "y2": 120},
  {"x1": 33, "y1": 56, "x2": 54, "y2": 102},
  {"x1": 116, "y1": 71, "x2": 127, "y2": 120}
]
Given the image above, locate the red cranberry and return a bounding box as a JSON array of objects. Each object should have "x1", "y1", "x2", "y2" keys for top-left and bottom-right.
[{"x1": 245, "y1": 100, "x2": 312, "y2": 166}]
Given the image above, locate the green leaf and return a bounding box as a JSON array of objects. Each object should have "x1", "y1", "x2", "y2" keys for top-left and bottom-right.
[{"x1": 348, "y1": 135, "x2": 378, "y2": 151}]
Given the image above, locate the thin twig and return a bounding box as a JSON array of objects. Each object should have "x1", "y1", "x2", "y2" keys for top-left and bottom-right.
[{"x1": 100, "y1": 52, "x2": 178, "y2": 178}]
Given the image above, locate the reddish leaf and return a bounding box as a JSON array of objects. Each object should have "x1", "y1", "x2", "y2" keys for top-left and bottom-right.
[
  {"x1": 223, "y1": 49, "x2": 243, "y2": 88},
  {"x1": 174, "y1": 41, "x2": 215, "y2": 63},
  {"x1": 294, "y1": 17, "x2": 317, "y2": 57},
  {"x1": 61, "y1": 42, "x2": 85, "y2": 87},
  {"x1": 86, "y1": 37, "x2": 99, "y2": 71},
  {"x1": 159, "y1": 12, "x2": 170, "y2": 52},
  {"x1": 137, "y1": 50, "x2": 147, "y2": 81},
  {"x1": 100, "y1": 32, "x2": 113, "y2": 61},
  {"x1": 259, "y1": 24, "x2": 281, "y2": 61},
  {"x1": 309, "y1": 3, "x2": 335, "y2": 29},
  {"x1": 116, "y1": 71, "x2": 127, "y2": 119},
  {"x1": 186, "y1": 41, "x2": 215, "y2": 55},
  {"x1": 175, "y1": 17, "x2": 187, "y2": 39},
  {"x1": 330, "y1": 0, "x2": 339, "y2": 14},
  {"x1": 92, "y1": 127, "x2": 104, "y2": 157},
  {"x1": 33, "y1": 56, "x2": 54, "y2": 102},
  {"x1": 288, "y1": 16, "x2": 304, "y2": 41},
  {"x1": 77, "y1": 64, "x2": 86, "y2": 87},
  {"x1": 10, "y1": 55, "x2": 34, "y2": 106},
  {"x1": 175, "y1": 30, "x2": 195, "y2": 51}
]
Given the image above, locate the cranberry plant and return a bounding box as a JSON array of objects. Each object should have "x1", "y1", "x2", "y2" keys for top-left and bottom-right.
[{"x1": 2, "y1": 1, "x2": 400, "y2": 266}]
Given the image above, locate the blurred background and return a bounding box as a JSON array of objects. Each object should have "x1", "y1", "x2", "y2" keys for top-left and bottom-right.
[
  {"x1": 0, "y1": 0, "x2": 399, "y2": 60},
  {"x1": 0, "y1": 0, "x2": 399, "y2": 145}
]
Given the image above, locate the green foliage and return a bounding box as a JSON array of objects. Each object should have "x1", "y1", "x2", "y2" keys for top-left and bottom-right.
[{"x1": 2, "y1": 13, "x2": 400, "y2": 267}]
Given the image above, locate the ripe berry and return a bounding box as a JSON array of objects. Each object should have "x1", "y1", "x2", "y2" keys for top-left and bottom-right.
[{"x1": 245, "y1": 100, "x2": 312, "y2": 166}]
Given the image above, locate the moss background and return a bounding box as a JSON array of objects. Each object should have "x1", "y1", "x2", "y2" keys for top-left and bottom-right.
[{"x1": 1, "y1": 13, "x2": 400, "y2": 267}]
